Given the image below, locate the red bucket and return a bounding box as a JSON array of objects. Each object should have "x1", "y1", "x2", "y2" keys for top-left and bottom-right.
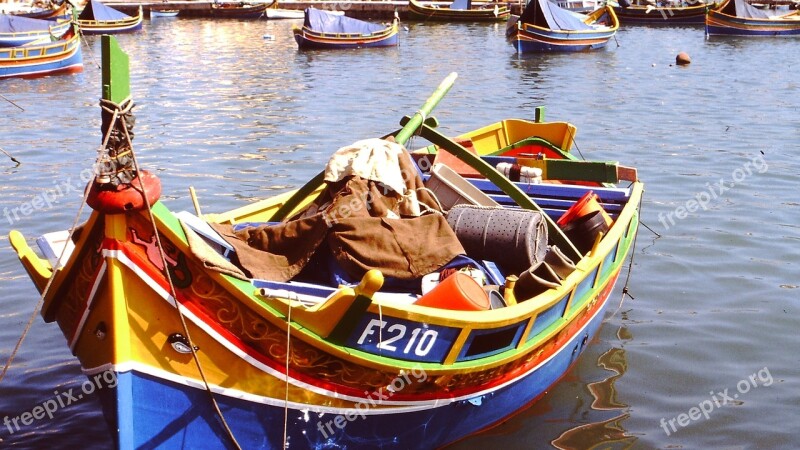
[
  {"x1": 557, "y1": 190, "x2": 612, "y2": 228},
  {"x1": 414, "y1": 272, "x2": 490, "y2": 311}
]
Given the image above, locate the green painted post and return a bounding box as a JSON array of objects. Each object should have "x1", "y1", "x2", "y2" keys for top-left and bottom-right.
[
  {"x1": 100, "y1": 36, "x2": 130, "y2": 143},
  {"x1": 394, "y1": 72, "x2": 457, "y2": 146}
]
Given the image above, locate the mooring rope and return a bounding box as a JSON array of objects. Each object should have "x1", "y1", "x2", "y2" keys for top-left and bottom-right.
[
  {"x1": 565, "y1": 125, "x2": 586, "y2": 161},
  {"x1": 111, "y1": 99, "x2": 242, "y2": 450},
  {"x1": 0, "y1": 100, "x2": 127, "y2": 383},
  {"x1": 0, "y1": 181, "x2": 93, "y2": 384},
  {"x1": 282, "y1": 299, "x2": 293, "y2": 449},
  {"x1": 609, "y1": 192, "x2": 643, "y2": 320}
]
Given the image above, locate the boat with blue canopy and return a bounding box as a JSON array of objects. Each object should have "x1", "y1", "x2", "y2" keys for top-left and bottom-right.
[
  {"x1": 506, "y1": 0, "x2": 619, "y2": 52},
  {"x1": 75, "y1": 0, "x2": 143, "y2": 35},
  {"x1": 706, "y1": 0, "x2": 800, "y2": 35},
  {"x1": 0, "y1": 13, "x2": 70, "y2": 47},
  {"x1": 293, "y1": 7, "x2": 399, "y2": 49},
  {"x1": 408, "y1": 0, "x2": 511, "y2": 22}
]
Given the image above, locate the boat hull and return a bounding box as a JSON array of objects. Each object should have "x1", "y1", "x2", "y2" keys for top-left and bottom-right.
[
  {"x1": 706, "y1": 11, "x2": 800, "y2": 35},
  {"x1": 93, "y1": 270, "x2": 616, "y2": 449},
  {"x1": 209, "y1": 3, "x2": 269, "y2": 19},
  {"x1": 293, "y1": 24, "x2": 399, "y2": 49},
  {"x1": 506, "y1": 6, "x2": 619, "y2": 53},
  {"x1": 612, "y1": 4, "x2": 708, "y2": 24},
  {"x1": 76, "y1": 9, "x2": 144, "y2": 35},
  {"x1": 407, "y1": 0, "x2": 511, "y2": 22},
  {"x1": 0, "y1": 33, "x2": 83, "y2": 79}
]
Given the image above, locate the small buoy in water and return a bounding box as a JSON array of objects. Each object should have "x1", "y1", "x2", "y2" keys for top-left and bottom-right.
[
  {"x1": 263, "y1": 34, "x2": 275, "y2": 41},
  {"x1": 676, "y1": 52, "x2": 691, "y2": 65}
]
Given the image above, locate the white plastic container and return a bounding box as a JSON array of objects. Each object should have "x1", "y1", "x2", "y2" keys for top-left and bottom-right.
[{"x1": 425, "y1": 163, "x2": 499, "y2": 211}]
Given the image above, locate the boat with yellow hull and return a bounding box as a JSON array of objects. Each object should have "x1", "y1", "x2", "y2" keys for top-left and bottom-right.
[
  {"x1": 407, "y1": 0, "x2": 511, "y2": 22},
  {"x1": 706, "y1": 0, "x2": 800, "y2": 36},
  {"x1": 9, "y1": 36, "x2": 643, "y2": 449},
  {"x1": 75, "y1": 0, "x2": 143, "y2": 35}
]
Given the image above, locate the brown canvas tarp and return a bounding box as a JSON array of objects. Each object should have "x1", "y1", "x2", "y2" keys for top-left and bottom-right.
[{"x1": 211, "y1": 140, "x2": 465, "y2": 282}]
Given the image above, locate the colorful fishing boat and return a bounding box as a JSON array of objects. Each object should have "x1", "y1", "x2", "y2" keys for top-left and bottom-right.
[
  {"x1": 706, "y1": 0, "x2": 800, "y2": 35},
  {"x1": 75, "y1": 0, "x2": 143, "y2": 34},
  {"x1": 0, "y1": 25, "x2": 81, "y2": 78},
  {"x1": 293, "y1": 7, "x2": 399, "y2": 49},
  {"x1": 0, "y1": 14, "x2": 70, "y2": 46},
  {"x1": 208, "y1": 1, "x2": 271, "y2": 19},
  {"x1": 612, "y1": 0, "x2": 710, "y2": 24},
  {"x1": 407, "y1": 0, "x2": 511, "y2": 22},
  {"x1": 506, "y1": 0, "x2": 619, "y2": 52},
  {"x1": 9, "y1": 36, "x2": 643, "y2": 449}
]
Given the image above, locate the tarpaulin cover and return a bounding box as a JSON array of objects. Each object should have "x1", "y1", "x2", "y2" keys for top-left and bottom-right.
[
  {"x1": 721, "y1": 0, "x2": 770, "y2": 19},
  {"x1": 519, "y1": 0, "x2": 592, "y2": 30},
  {"x1": 0, "y1": 14, "x2": 53, "y2": 33},
  {"x1": 450, "y1": 0, "x2": 472, "y2": 10},
  {"x1": 303, "y1": 7, "x2": 385, "y2": 34},
  {"x1": 78, "y1": 0, "x2": 131, "y2": 21}
]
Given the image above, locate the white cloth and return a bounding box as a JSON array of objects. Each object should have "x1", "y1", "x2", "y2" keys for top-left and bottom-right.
[{"x1": 324, "y1": 138, "x2": 408, "y2": 195}]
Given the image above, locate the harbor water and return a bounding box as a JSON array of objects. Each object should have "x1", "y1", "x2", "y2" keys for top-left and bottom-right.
[{"x1": 1, "y1": 16, "x2": 798, "y2": 449}]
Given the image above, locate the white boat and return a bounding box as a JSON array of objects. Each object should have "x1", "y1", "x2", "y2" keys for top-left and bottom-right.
[{"x1": 150, "y1": 8, "x2": 179, "y2": 17}]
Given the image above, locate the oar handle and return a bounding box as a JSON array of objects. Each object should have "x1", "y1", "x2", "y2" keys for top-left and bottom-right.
[
  {"x1": 394, "y1": 72, "x2": 458, "y2": 146},
  {"x1": 269, "y1": 72, "x2": 458, "y2": 222}
]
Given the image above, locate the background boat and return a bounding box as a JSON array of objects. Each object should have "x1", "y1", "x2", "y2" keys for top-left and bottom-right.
[
  {"x1": 706, "y1": 0, "x2": 800, "y2": 35},
  {"x1": 149, "y1": 8, "x2": 179, "y2": 18},
  {"x1": 611, "y1": 0, "x2": 710, "y2": 24},
  {"x1": 0, "y1": 26, "x2": 82, "y2": 78},
  {"x1": 407, "y1": 0, "x2": 511, "y2": 22},
  {"x1": 293, "y1": 7, "x2": 399, "y2": 49},
  {"x1": 2, "y1": 14, "x2": 799, "y2": 450},
  {"x1": 0, "y1": 14, "x2": 71, "y2": 46},
  {"x1": 3, "y1": 2, "x2": 68, "y2": 19},
  {"x1": 208, "y1": 1, "x2": 272, "y2": 19},
  {"x1": 506, "y1": 0, "x2": 619, "y2": 52},
  {"x1": 75, "y1": 0, "x2": 143, "y2": 34}
]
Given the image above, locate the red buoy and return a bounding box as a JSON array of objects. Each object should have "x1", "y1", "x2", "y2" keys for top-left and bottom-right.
[{"x1": 87, "y1": 170, "x2": 162, "y2": 214}]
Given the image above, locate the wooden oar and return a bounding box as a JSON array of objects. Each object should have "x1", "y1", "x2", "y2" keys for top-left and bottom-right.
[{"x1": 269, "y1": 72, "x2": 459, "y2": 222}]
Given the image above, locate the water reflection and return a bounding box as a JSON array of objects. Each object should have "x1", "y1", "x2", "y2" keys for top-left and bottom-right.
[{"x1": 551, "y1": 327, "x2": 634, "y2": 449}]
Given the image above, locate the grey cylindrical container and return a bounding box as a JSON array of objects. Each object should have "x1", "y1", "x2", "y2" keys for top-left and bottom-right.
[{"x1": 445, "y1": 204, "x2": 548, "y2": 275}]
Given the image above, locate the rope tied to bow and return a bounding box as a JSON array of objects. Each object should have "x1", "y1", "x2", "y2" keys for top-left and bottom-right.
[{"x1": 95, "y1": 97, "x2": 137, "y2": 185}]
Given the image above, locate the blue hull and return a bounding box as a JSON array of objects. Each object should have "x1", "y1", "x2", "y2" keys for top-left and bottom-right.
[
  {"x1": 705, "y1": 24, "x2": 800, "y2": 36},
  {"x1": 511, "y1": 39, "x2": 609, "y2": 53},
  {"x1": 0, "y1": 47, "x2": 82, "y2": 79},
  {"x1": 96, "y1": 302, "x2": 608, "y2": 449}
]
